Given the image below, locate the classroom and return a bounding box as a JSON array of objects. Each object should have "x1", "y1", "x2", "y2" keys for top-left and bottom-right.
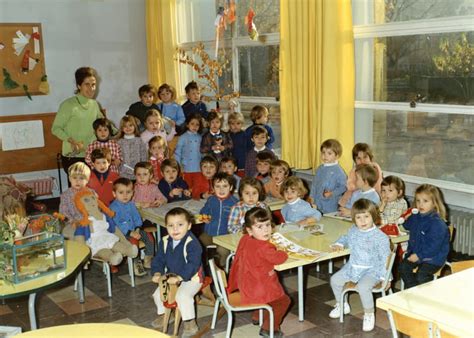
[{"x1": 0, "y1": 1, "x2": 473, "y2": 337}]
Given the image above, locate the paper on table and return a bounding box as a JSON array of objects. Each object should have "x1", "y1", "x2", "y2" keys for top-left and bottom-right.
[
  {"x1": 324, "y1": 212, "x2": 352, "y2": 221},
  {"x1": 270, "y1": 232, "x2": 326, "y2": 262}
]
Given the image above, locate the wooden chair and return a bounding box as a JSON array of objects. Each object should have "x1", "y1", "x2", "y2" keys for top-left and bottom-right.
[
  {"x1": 387, "y1": 309, "x2": 434, "y2": 338},
  {"x1": 209, "y1": 259, "x2": 275, "y2": 338}
]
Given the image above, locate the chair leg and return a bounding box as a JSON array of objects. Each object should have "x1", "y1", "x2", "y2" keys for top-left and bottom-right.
[
  {"x1": 73, "y1": 276, "x2": 78, "y2": 292},
  {"x1": 173, "y1": 309, "x2": 181, "y2": 336},
  {"x1": 211, "y1": 299, "x2": 220, "y2": 329},
  {"x1": 128, "y1": 257, "x2": 135, "y2": 288},
  {"x1": 163, "y1": 308, "x2": 171, "y2": 334},
  {"x1": 225, "y1": 310, "x2": 233, "y2": 338},
  {"x1": 387, "y1": 310, "x2": 398, "y2": 338},
  {"x1": 329, "y1": 259, "x2": 333, "y2": 274},
  {"x1": 400, "y1": 279, "x2": 405, "y2": 291},
  {"x1": 316, "y1": 262, "x2": 320, "y2": 272},
  {"x1": 259, "y1": 309, "x2": 263, "y2": 326},
  {"x1": 104, "y1": 263, "x2": 112, "y2": 298},
  {"x1": 269, "y1": 308, "x2": 274, "y2": 338},
  {"x1": 339, "y1": 292, "x2": 347, "y2": 323}
]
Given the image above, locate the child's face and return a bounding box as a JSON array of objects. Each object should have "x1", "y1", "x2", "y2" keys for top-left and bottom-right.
[
  {"x1": 187, "y1": 89, "x2": 201, "y2": 104},
  {"x1": 145, "y1": 116, "x2": 161, "y2": 133},
  {"x1": 135, "y1": 167, "x2": 152, "y2": 185},
  {"x1": 355, "y1": 151, "x2": 371, "y2": 165},
  {"x1": 220, "y1": 161, "x2": 237, "y2": 176},
  {"x1": 92, "y1": 158, "x2": 110, "y2": 174},
  {"x1": 141, "y1": 92, "x2": 155, "y2": 107},
  {"x1": 415, "y1": 192, "x2": 435, "y2": 214},
  {"x1": 214, "y1": 179, "x2": 232, "y2": 199},
  {"x1": 381, "y1": 184, "x2": 400, "y2": 203},
  {"x1": 123, "y1": 121, "x2": 136, "y2": 136},
  {"x1": 209, "y1": 118, "x2": 221, "y2": 133},
  {"x1": 150, "y1": 142, "x2": 165, "y2": 158},
  {"x1": 187, "y1": 118, "x2": 200, "y2": 133},
  {"x1": 284, "y1": 187, "x2": 299, "y2": 203},
  {"x1": 166, "y1": 214, "x2": 191, "y2": 241},
  {"x1": 256, "y1": 113, "x2": 268, "y2": 125},
  {"x1": 241, "y1": 185, "x2": 259, "y2": 205},
  {"x1": 113, "y1": 183, "x2": 134, "y2": 203},
  {"x1": 229, "y1": 119, "x2": 242, "y2": 133},
  {"x1": 201, "y1": 162, "x2": 217, "y2": 179},
  {"x1": 159, "y1": 89, "x2": 173, "y2": 103},
  {"x1": 247, "y1": 219, "x2": 272, "y2": 241},
  {"x1": 69, "y1": 174, "x2": 88, "y2": 190},
  {"x1": 271, "y1": 167, "x2": 287, "y2": 184},
  {"x1": 252, "y1": 133, "x2": 268, "y2": 148},
  {"x1": 162, "y1": 166, "x2": 178, "y2": 183},
  {"x1": 256, "y1": 161, "x2": 271, "y2": 175},
  {"x1": 355, "y1": 173, "x2": 366, "y2": 189},
  {"x1": 96, "y1": 126, "x2": 110, "y2": 141},
  {"x1": 354, "y1": 211, "x2": 374, "y2": 230},
  {"x1": 321, "y1": 148, "x2": 339, "y2": 164}
]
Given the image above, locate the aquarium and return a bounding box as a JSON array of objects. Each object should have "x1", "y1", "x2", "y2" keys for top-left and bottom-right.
[{"x1": 0, "y1": 232, "x2": 66, "y2": 284}]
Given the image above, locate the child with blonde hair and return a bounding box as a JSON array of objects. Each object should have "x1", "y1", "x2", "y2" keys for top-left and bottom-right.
[
  {"x1": 281, "y1": 177, "x2": 322, "y2": 225},
  {"x1": 116, "y1": 115, "x2": 147, "y2": 180},
  {"x1": 148, "y1": 136, "x2": 168, "y2": 182},
  {"x1": 157, "y1": 83, "x2": 185, "y2": 130},
  {"x1": 264, "y1": 160, "x2": 291, "y2": 199},
  {"x1": 140, "y1": 109, "x2": 176, "y2": 147},
  {"x1": 379, "y1": 175, "x2": 408, "y2": 225}
]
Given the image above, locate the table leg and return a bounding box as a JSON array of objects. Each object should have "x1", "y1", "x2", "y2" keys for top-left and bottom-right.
[
  {"x1": 77, "y1": 270, "x2": 85, "y2": 303},
  {"x1": 298, "y1": 266, "x2": 304, "y2": 321},
  {"x1": 28, "y1": 293, "x2": 37, "y2": 330}
]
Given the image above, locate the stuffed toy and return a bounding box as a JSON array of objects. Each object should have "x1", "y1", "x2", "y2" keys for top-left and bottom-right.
[{"x1": 0, "y1": 176, "x2": 30, "y2": 220}]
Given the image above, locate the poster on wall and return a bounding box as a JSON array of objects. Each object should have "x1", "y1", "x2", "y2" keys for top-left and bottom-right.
[{"x1": 0, "y1": 23, "x2": 48, "y2": 99}]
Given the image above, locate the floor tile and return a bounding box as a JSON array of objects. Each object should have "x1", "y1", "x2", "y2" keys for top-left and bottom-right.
[
  {"x1": 111, "y1": 318, "x2": 137, "y2": 325},
  {"x1": 0, "y1": 304, "x2": 12, "y2": 316},
  {"x1": 46, "y1": 285, "x2": 94, "y2": 303},
  {"x1": 280, "y1": 312, "x2": 316, "y2": 336},
  {"x1": 212, "y1": 323, "x2": 260, "y2": 337},
  {"x1": 55, "y1": 294, "x2": 109, "y2": 315},
  {"x1": 118, "y1": 273, "x2": 153, "y2": 286},
  {"x1": 283, "y1": 274, "x2": 327, "y2": 292}
]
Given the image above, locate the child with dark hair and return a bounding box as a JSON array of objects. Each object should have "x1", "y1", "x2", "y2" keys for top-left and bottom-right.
[
  {"x1": 85, "y1": 118, "x2": 122, "y2": 172},
  {"x1": 181, "y1": 81, "x2": 209, "y2": 120},
  {"x1": 228, "y1": 112, "x2": 247, "y2": 175},
  {"x1": 219, "y1": 156, "x2": 241, "y2": 190},
  {"x1": 245, "y1": 126, "x2": 275, "y2": 177},
  {"x1": 126, "y1": 84, "x2": 160, "y2": 132},
  {"x1": 191, "y1": 156, "x2": 218, "y2": 200},
  {"x1": 380, "y1": 175, "x2": 408, "y2": 225},
  {"x1": 158, "y1": 159, "x2": 192, "y2": 203},
  {"x1": 133, "y1": 162, "x2": 167, "y2": 208},
  {"x1": 255, "y1": 152, "x2": 274, "y2": 184},
  {"x1": 87, "y1": 148, "x2": 120, "y2": 206},
  {"x1": 244, "y1": 105, "x2": 275, "y2": 150},
  {"x1": 200, "y1": 110, "x2": 233, "y2": 161},
  {"x1": 264, "y1": 160, "x2": 291, "y2": 199}
]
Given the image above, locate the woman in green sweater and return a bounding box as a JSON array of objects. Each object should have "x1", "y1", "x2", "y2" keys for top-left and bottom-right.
[{"x1": 52, "y1": 67, "x2": 103, "y2": 174}]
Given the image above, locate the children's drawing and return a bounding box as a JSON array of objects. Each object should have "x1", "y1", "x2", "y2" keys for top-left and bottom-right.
[{"x1": 270, "y1": 232, "x2": 326, "y2": 262}]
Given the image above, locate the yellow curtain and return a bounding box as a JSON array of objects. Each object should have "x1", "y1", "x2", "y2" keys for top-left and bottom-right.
[
  {"x1": 146, "y1": 0, "x2": 180, "y2": 91},
  {"x1": 280, "y1": 0, "x2": 355, "y2": 173}
]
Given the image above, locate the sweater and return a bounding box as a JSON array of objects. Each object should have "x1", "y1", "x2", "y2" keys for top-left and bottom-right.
[
  {"x1": 227, "y1": 201, "x2": 268, "y2": 234},
  {"x1": 108, "y1": 200, "x2": 143, "y2": 236},
  {"x1": 200, "y1": 194, "x2": 239, "y2": 236},
  {"x1": 380, "y1": 198, "x2": 408, "y2": 225},
  {"x1": 126, "y1": 101, "x2": 160, "y2": 129},
  {"x1": 310, "y1": 163, "x2": 347, "y2": 214},
  {"x1": 345, "y1": 188, "x2": 380, "y2": 209},
  {"x1": 157, "y1": 102, "x2": 186, "y2": 126},
  {"x1": 117, "y1": 136, "x2": 148, "y2": 180},
  {"x1": 339, "y1": 162, "x2": 383, "y2": 207},
  {"x1": 200, "y1": 130, "x2": 233, "y2": 161},
  {"x1": 244, "y1": 123, "x2": 275, "y2": 150},
  {"x1": 87, "y1": 170, "x2": 120, "y2": 206},
  {"x1": 84, "y1": 140, "x2": 122, "y2": 173},
  {"x1": 191, "y1": 173, "x2": 213, "y2": 200},
  {"x1": 281, "y1": 198, "x2": 322, "y2": 223},
  {"x1": 229, "y1": 130, "x2": 247, "y2": 170},
  {"x1": 174, "y1": 131, "x2": 202, "y2": 173},
  {"x1": 140, "y1": 128, "x2": 176, "y2": 147},
  {"x1": 158, "y1": 178, "x2": 191, "y2": 203},
  {"x1": 245, "y1": 147, "x2": 275, "y2": 178},
  {"x1": 132, "y1": 183, "x2": 167, "y2": 205},
  {"x1": 182, "y1": 100, "x2": 209, "y2": 120}
]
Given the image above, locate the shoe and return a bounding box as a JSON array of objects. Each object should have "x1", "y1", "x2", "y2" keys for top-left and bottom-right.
[
  {"x1": 259, "y1": 328, "x2": 284, "y2": 337},
  {"x1": 143, "y1": 255, "x2": 153, "y2": 269},
  {"x1": 182, "y1": 319, "x2": 199, "y2": 336},
  {"x1": 134, "y1": 260, "x2": 147, "y2": 277},
  {"x1": 362, "y1": 312, "x2": 375, "y2": 332},
  {"x1": 329, "y1": 302, "x2": 351, "y2": 318},
  {"x1": 110, "y1": 265, "x2": 119, "y2": 273}
]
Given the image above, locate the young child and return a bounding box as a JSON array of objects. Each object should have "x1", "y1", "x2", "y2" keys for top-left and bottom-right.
[
  {"x1": 310, "y1": 139, "x2": 347, "y2": 214},
  {"x1": 191, "y1": 156, "x2": 218, "y2": 200},
  {"x1": 379, "y1": 175, "x2": 408, "y2": 225},
  {"x1": 227, "y1": 207, "x2": 290, "y2": 337},
  {"x1": 339, "y1": 143, "x2": 383, "y2": 208},
  {"x1": 158, "y1": 159, "x2": 192, "y2": 203},
  {"x1": 255, "y1": 152, "x2": 274, "y2": 184},
  {"x1": 264, "y1": 160, "x2": 291, "y2": 199},
  {"x1": 126, "y1": 84, "x2": 160, "y2": 132},
  {"x1": 339, "y1": 164, "x2": 380, "y2": 217},
  {"x1": 116, "y1": 115, "x2": 147, "y2": 180},
  {"x1": 399, "y1": 184, "x2": 450, "y2": 289},
  {"x1": 199, "y1": 173, "x2": 239, "y2": 267},
  {"x1": 85, "y1": 118, "x2": 122, "y2": 172},
  {"x1": 281, "y1": 176, "x2": 322, "y2": 225},
  {"x1": 108, "y1": 178, "x2": 155, "y2": 275},
  {"x1": 228, "y1": 112, "x2": 247, "y2": 174},
  {"x1": 228, "y1": 177, "x2": 268, "y2": 233},
  {"x1": 151, "y1": 207, "x2": 203, "y2": 335},
  {"x1": 219, "y1": 156, "x2": 241, "y2": 191},
  {"x1": 148, "y1": 136, "x2": 168, "y2": 182},
  {"x1": 329, "y1": 199, "x2": 390, "y2": 332},
  {"x1": 245, "y1": 126, "x2": 275, "y2": 178},
  {"x1": 133, "y1": 162, "x2": 167, "y2": 208},
  {"x1": 157, "y1": 83, "x2": 186, "y2": 131},
  {"x1": 140, "y1": 109, "x2": 176, "y2": 147},
  {"x1": 87, "y1": 148, "x2": 120, "y2": 206},
  {"x1": 181, "y1": 81, "x2": 209, "y2": 121},
  {"x1": 245, "y1": 105, "x2": 275, "y2": 150},
  {"x1": 200, "y1": 110, "x2": 233, "y2": 161}
]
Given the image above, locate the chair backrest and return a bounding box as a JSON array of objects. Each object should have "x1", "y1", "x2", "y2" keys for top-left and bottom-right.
[
  {"x1": 449, "y1": 260, "x2": 474, "y2": 274},
  {"x1": 209, "y1": 259, "x2": 229, "y2": 305},
  {"x1": 390, "y1": 309, "x2": 433, "y2": 338},
  {"x1": 379, "y1": 250, "x2": 397, "y2": 290}
]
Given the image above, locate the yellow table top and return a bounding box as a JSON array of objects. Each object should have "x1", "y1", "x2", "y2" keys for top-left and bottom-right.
[
  {"x1": 0, "y1": 240, "x2": 90, "y2": 298},
  {"x1": 213, "y1": 217, "x2": 409, "y2": 271},
  {"x1": 16, "y1": 323, "x2": 170, "y2": 337},
  {"x1": 377, "y1": 268, "x2": 474, "y2": 337}
]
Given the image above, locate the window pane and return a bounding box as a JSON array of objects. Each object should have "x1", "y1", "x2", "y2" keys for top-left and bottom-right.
[
  {"x1": 239, "y1": 45, "x2": 279, "y2": 98},
  {"x1": 355, "y1": 32, "x2": 474, "y2": 105},
  {"x1": 176, "y1": 0, "x2": 217, "y2": 43},
  {"x1": 357, "y1": 108, "x2": 474, "y2": 185},
  {"x1": 236, "y1": 0, "x2": 280, "y2": 37}
]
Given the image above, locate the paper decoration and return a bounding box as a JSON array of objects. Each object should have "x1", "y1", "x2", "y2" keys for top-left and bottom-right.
[
  {"x1": 2, "y1": 68, "x2": 19, "y2": 90},
  {"x1": 23, "y1": 84, "x2": 32, "y2": 100},
  {"x1": 32, "y1": 27, "x2": 40, "y2": 54},
  {"x1": 21, "y1": 49, "x2": 30, "y2": 73},
  {"x1": 13, "y1": 30, "x2": 30, "y2": 56},
  {"x1": 38, "y1": 75, "x2": 49, "y2": 94},
  {"x1": 245, "y1": 8, "x2": 258, "y2": 41},
  {"x1": 270, "y1": 232, "x2": 326, "y2": 262}
]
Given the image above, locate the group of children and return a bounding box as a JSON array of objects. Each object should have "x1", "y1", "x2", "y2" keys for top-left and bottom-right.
[{"x1": 57, "y1": 80, "x2": 450, "y2": 336}]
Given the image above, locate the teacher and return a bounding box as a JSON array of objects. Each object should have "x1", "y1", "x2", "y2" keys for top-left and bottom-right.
[{"x1": 52, "y1": 67, "x2": 103, "y2": 175}]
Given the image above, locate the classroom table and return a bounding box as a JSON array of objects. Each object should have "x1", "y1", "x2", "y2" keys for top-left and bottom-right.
[
  {"x1": 213, "y1": 217, "x2": 409, "y2": 321},
  {"x1": 377, "y1": 267, "x2": 474, "y2": 338},
  {"x1": 15, "y1": 323, "x2": 170, "y2": 337},
  {"x1": 0, "y1": 240, "x2": 91, "y2": 330}
]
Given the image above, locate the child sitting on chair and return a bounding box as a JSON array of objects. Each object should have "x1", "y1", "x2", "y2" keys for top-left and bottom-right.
[
  {"x1": 151, "y1": 207, "x2": 204, "y2": 336},
  {"x1": 281, "y1": 177, "x2": 322, "y2": 225},
  {"x1": 329, "y1": 199, "x2": 390, "y2": 332},
  {"x1": 379, "y1": 175, "x2": 408, "y2": 225}
]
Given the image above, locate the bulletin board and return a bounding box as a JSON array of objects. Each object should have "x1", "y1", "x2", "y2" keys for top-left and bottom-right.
[{"x1": 0, "y1": 23, "x2": 47, "y2": 98}]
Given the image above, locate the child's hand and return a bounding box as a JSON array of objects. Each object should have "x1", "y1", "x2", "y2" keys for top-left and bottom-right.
[
  {"x1": 167, "y1": 275, "x2": 183, "y2": 285},
  {"x1": 330, "y1": 244, "x2": 344, "y2": 252},
  {"x1": 323, "y1": 190, "x2": 333, "y2": 198},
  {"x1": 338, "y1": 207, "x2": 350, "y2": 217},
  {"x1": 130, "y1": 230, "x2": 141, "y2": 240},
  {"x1": 113, "y1": 158, "x2": 121, "y2": 167},
  {"x1": 152, "y1": 272, "x2": 162, "y2": 283},
  {"x1": 171, "y1": 188, "x2": 183, "y2": 196},
  {"x1": 183, "y1": 189, "x2": 191, "y2": 197},
  {"x1": 407, "y1": 253, "x2": 419, "y2": 263},
  {"x1": 379, "y1": 199, "x2": 387, "y2": 212}
]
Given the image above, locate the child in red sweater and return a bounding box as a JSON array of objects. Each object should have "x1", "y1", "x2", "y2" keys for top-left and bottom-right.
[
  {"x1": 228, "y1": 207, "x2": 290, "y2": 337},
  {"x1": 191, "y1": 155, "x2": 218, "y2": 200},
  {"x1": 87, "y1": 148, "x2": 119, "y2": 206}
]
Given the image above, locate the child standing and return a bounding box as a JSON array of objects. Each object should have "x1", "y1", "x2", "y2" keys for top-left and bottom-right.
[
  {"x1": 181, "y1": 81, "x2": 209, "y2": 121},
  {"x1": 87, "y1": 148, "x2": 120, "y2": 206},
  {"x1": 133, "y1": 162, "x2": 167, "y2": 208},
  {"x1": 148, "y1": 136, "x2": 168, "y2": 182},
  {"x1": 399, "y1": 184, "x2": 450, "y2": 289},
  {"x1": 228, "y1": 112, "x2": 247, "y2": 174},
  {"x1": 140, "y1": 109, "x2": 176, "y2": 147},
  {"x1": 339, "y1": 164, "x2": 380, "y2": 217},
  {"x1": 281, "y1": 177, "x2": 322, "y2": 225},
  {"x1": 116, "y1": 116, "x2": 147, "y2": 180},
  {"x1": 219, "y1": 156, "x2": 241, "y2": 191},
  {"x1": 264, "y1": 160, "x2": 291, "y2": 199},
  {"x1": 151, "y1": 207, "x2": 203, "y2": 335},
  {"x1": 329, "y1": 199, "x2": 390, "y2": 332},
  {"x1": 379, "y1": 176, "x2": 408, "y2": 225},
  {"x1": 228, "y1": 177, "x2": 268, "y2": 233},
  {"x1": 126, "y1": 84, "x2": 160, "y2": 132},
  {"x1": 245, "y1": 126, "x2": 275, "y2": 178},
  {"x1": 227, "y1": 207, "x2": 290, "y2": 337},
  {"x1": 311, "y1": 139, "x2": 347, "y2": 214},
  {"x1": 191, "y1": 156, "x2": 218, "y2": 200},
  {"x1": 244, "y1": 105, "x2": 275, "y2": 150},
  {"x1": 200, "y1": 111, "x2": 233, "y2": 161},
  {"x1": 158, "y1": 159, "x2": 192, "y2": 203},
  {"x1": 157, "y1": 83, "x2": 186, "y2": 131},
  {"x1": 85, "y1": 118, "x2": 122, "y2": 172},
  {"x1": 255, "y1": 152, "x2": 274, "y2": 184},
  {"x1": 199, "y1": 173, "x2": 239, "y2": 267}
]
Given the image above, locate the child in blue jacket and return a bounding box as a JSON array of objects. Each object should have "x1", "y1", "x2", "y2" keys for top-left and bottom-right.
[{"x1": 158, "y1": 159, "x2": 191, "y2": 203}]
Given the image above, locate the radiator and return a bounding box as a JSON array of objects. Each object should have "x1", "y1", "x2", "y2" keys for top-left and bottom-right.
[
  {"x1": 451, "y1": 208, "x2": 474, "y2": 255},
  {"x1": 20, "y1": 177, "x2": 54, "y2": 196}
]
